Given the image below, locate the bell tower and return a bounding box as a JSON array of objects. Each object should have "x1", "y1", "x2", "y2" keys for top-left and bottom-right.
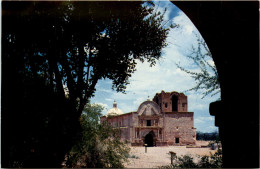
[{"x1": 152, "y1": 90, "x2": 188, "y2": 112}]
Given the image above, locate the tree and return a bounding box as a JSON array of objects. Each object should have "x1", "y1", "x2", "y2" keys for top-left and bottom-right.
[
  {"x1": 3, "y1": 1, "x2": 171, "y2": 117},
  {"x1": 2, "y1": 1, "x2": 172, "y2": 167},
  {"x1": 65, "y1": 103, "x2": 130, "y2": 168},
  {"x1": 176, "y1": 36, "x2": 220, "y2": 99}
]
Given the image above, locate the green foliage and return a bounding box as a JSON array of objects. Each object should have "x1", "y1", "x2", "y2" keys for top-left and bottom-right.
[
  {"x1": 82, "y1": 103, "x2": 104, "y2": 127},
  {"x1": 2, "y1": 1, "x2": 172, "y2": 167},
  {"x1": 158, "y1": 149, "x2": 223, "y2": 168},
  {"x1": 3, "y1": 1, "x2": 173, "y2": 116},
  {"x1": 198, "y1": 149, "x2": 223, "y2": 168},
  {"x1": 176, "y1": 36, "x2": 220, "y2": 99},
  {"x1": 65, "y1": 103, "x2": 130, "y2": 168},
  {"x1": 130, "y1": 154, "x2": 139, "y2": 159},
  {"x1": 158, "y1": 155, "x2": 198, "y2": 169},
  {"x1": 177, "y1": 155, "x2": 198, "y2": 168}
]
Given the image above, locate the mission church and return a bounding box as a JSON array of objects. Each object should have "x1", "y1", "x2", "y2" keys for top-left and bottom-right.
[{"x1": 100, "y1": 91, "x2": 196, "y2": 146}]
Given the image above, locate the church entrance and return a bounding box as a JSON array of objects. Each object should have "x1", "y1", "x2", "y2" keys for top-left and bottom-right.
[{"x1": 144, "y1": 131, "x2": 155, "y2": 147}]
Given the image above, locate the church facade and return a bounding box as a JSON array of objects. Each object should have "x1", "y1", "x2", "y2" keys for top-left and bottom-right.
[{"x1": 100, "y1": 91, "x2": 196, "y2": 146}]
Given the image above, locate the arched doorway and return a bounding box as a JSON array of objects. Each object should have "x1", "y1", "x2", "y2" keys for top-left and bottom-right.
[
  {"x1": 172, "y1": 2, "x2": 259, "y2": 168},
  {"x1": 144, "y1": 131, "x2": 155, "y2": 147}
]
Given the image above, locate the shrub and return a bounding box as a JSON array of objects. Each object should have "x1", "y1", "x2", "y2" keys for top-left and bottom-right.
[
  {"x1": 130, "y1": 154, "x2": 139, "y2": 159},
  {"x1": 176, "y1": 155, "x2": 198, "y2": 168},
  {"x1": 65, "y1": 104, "x2": 130, "y2": 168},
  {"x1": 158, "y1": 149, "x2": 223, "y2": 168}
]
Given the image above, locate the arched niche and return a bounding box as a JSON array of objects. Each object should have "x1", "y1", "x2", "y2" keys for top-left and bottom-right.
[{"x1": 171, "y1": 95, "x2": 178, "y2": 112}]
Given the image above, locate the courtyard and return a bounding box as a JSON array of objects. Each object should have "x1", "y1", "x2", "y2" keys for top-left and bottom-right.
[{"x1": 125, "y1": 141, "x2": 217, "y2": 168}]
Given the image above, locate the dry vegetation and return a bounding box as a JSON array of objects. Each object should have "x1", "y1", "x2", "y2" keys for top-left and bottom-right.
[{"x1": 125, "y1": 141, "x2": 217, "y2": 168}]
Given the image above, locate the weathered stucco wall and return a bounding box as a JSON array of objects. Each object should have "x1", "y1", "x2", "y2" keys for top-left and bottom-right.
[
  {"x1": 164, "y1": 112, "x2": 196, "y2": 145},
  {"x1": 153, "y1": 91, "x2": 188, "y2": 112},
  {"x1": 101, "y1": 91, "x2": 196, "y2": 146}
]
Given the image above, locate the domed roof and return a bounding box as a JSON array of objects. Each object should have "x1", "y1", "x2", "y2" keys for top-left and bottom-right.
[{"x1": 106, "y1": 101, "x2": 124, "y2": 116}]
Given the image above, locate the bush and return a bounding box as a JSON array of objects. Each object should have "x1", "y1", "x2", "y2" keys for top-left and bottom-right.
[
  {"x1": 158, "y1": 149, "x2": 223, "y2": 168},
  {"x1": 177, "y1": 155, "x2": 198, "y2": 168},
  {"x1": 65, "y1": 104, "x2": 130, "y2": 168},
  {"x1": 130, "y1": 154, "x2": 139, "y2": 159}
]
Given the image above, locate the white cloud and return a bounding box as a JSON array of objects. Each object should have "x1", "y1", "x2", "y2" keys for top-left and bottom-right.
[
  {"x1": 105, "y1": 98, "x2": 114, "y2": 102},
  {"x1": 173, "y1": 12, "x2": 195, "y2": 35},
  {"x1": 91, "y1": 102, "x2": 109, "y2": 110},
  {"x1": 195, "y1": 116, "x2": 214, "y2": 124},
  {"x1": 197, "y1": 125, "x2": 218, "y2": 133}
]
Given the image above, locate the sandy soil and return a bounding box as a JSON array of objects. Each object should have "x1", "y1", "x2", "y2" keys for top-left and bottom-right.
[{"x1": 124, "y1": 141, "x2": 217, "y2": 168}]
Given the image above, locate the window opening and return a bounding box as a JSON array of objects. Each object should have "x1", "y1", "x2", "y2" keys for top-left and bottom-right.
[
  {"x1": 172, "y1": 95, "x2": 178, "y2": 111},
  {"x1": 175, "y1": 138, "x2": 179, "y2": 143},
  {"x1": 147, "y1": 120, "x2": 151, "y2": 126}
]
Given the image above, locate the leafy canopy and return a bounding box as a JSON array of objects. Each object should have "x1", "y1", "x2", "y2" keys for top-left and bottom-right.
[
  {"x1": 2, "y1": 1, "x2": 173, "y2": 167},
  {"x1": 3, "y1": 1, "x2": 172, "y2": 116}
]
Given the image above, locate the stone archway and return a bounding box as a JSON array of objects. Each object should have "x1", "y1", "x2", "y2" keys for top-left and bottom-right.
[{"x1": 172, "y1": 2, "x2": 259, "y2": 168}]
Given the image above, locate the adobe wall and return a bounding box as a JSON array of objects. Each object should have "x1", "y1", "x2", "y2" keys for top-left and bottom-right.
[
  {"x1": 153, "y1": 91, "x2": 188, "y2": 112},
  {"x1": 164, "y1": 112, "x2": 196, "y2": 145},
  {"x1": 101, "y1": 91, "x2": 196, "y2": 146},
  {"x1": 100, "y1": 113, "x2": 133, "y2": 143},
  {"x1": 102, "y1": 112, "x2": 133, "y2": 127}
]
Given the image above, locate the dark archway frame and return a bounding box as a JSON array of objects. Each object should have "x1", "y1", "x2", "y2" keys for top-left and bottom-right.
[{"x1": 172, "y1": 1, "x2": 259, "y2": 168}]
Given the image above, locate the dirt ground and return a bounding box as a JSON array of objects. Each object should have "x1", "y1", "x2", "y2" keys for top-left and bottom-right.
[{"x1": 124, "y1": 141, "x2": 217, "y2": 168}]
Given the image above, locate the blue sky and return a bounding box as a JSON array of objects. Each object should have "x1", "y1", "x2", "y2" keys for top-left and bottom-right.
[{"x1": 91, "y1": 1, "x2": 220, "y2": 133}]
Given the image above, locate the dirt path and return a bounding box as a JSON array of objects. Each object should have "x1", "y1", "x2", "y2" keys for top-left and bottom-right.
[{"x1": 124, "y1": 141, "x2": 217, "y2": 168}]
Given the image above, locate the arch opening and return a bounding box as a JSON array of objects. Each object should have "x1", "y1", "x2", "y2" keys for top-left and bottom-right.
[
  {"x1": 171, "y1": 95, "x2": 178, "y2": 112},
  {"x1": 144, "y1": 131, "x2": 155, "y2": 147}
]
